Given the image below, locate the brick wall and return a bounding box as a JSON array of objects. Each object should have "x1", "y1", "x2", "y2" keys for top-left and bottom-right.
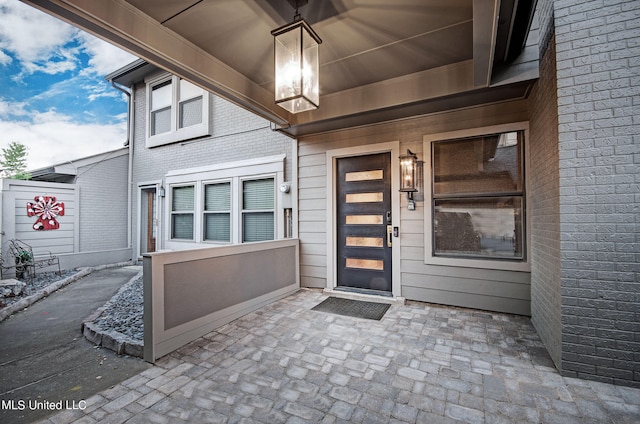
[
  {"x1": 528, "y1": 29, "x2": 562, "y2": 369},
  {"x1": 132, "y1": 87, "x2": 293, "y2": 185},
  {"x1": 554, "y1": 0, "x2": 640, "y2": 387},
  {"x1": 130, "y1": 83, "x2": 293, "y2": 256},
  {"x1": 77, "y1": 152, "x2": 129, "y2": 252}
]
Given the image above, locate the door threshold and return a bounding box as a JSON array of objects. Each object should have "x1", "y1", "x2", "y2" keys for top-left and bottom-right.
[
  {"x1": 335, "y1": 286, "x2": 393, "y2": 297},
  {"x1": 324, "y1": 287, "x2": 405, "y2": 305}
]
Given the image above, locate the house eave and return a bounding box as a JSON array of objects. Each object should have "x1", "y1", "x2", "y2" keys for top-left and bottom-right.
[{"x1": 282, "y1": 79, "x2": 536, "y2": 137}]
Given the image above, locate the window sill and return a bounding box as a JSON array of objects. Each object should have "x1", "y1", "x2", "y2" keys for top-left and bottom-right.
[
  {"x1": 146, "y1": 123, "x2": 210, "y2": 148},
  {"x1": 425, "y1": 255, "x2": 531, "y2": 272}
]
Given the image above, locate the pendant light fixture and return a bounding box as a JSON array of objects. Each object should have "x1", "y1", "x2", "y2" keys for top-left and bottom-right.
[{"x1": 271, "y1": 0, "x2": 322, "y2": 114}]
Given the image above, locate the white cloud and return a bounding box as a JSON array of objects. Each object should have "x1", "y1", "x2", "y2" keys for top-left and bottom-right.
[
  {"x1": 0, "y1": 99, "x2": 29, "y2": 118},
  {"x1": 0, "y1": 0, "x2": 79, "y2": 76},
  {"x1": 80, "y1": 79, "x2": 122, "y2": 102},
  {"x1": 0, "y1": 0, "x2": 136, "y2": 78},
  {"x1": 0, "y1": 1, "x2": 135, "y2": 170},
  {"x1": 0, "y1": 49, "x2": 11, "y2": 65},
  {"x1": 23, "y1": 72, "x2": 121, "y2": 113},
  {"x1": 0, "y1": 103, "x2": 127, "y2": 170},
  {"x1": 22, "y1": 55, "x2": 78, "y2": 75},
  {"x1": 77, "y1": 32, "x2": 136, "y2": 76}
]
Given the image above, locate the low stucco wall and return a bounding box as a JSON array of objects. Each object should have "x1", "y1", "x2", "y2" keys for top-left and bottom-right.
[{"x1": 143, "y1": 239, "x2": 299, "y2": 363}]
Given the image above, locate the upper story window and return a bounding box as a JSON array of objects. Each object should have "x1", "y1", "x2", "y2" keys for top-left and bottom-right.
[
  {"x1": 150, "y1": 80, "x2": 172, "y2": 135},
  {"x1": 146, "y1": 74, "x2": 211, "y2": 148},
  {"x1": 424, "y1": 125, "x2": 529, "y2": 272}
]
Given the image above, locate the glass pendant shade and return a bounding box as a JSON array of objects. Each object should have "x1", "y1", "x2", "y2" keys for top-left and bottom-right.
[{"x1": 272, "y1": 19, "x2": 321, "y2": 113}]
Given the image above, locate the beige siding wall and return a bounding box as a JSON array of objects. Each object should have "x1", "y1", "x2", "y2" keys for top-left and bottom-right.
[{"x1": 298, "y1": 100, "x2": 532, "y2": 315}]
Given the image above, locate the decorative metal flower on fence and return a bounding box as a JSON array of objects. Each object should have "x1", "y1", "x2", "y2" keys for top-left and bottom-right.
[{"x1": 26, "y1": 196, "x2": 65, "y2": 230}]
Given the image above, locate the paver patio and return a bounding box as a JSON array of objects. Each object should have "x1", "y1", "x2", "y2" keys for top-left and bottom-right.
[{"x1": 39, "y1": 289, "x2": 640, "y2": 423}]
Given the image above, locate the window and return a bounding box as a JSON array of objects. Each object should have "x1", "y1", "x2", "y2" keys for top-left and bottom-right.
[
  {"x1": 164, "y1": 155, "x2": 285, "y2": 247},
  {"x1": 146, "y1": 75, "x2": 210, "y2": 147},
  {"x1": 171, "y1": 185, "x2": 194, "y2": 240},
  {"x1": 424, "y1": 128, "x2": 527, "y2": 270},
  {"x1": 178, "y1": 79, "x2": 204, "y2": 129},
  {"x1": 204, "y1": 182, "x2": 231, "y2": 242},
  {"x1": 242, "y1": 178, "x2": 275, "y2": 242},
  {"x1": 150, "y1": 80, "x2": 172, "y2": 135}
]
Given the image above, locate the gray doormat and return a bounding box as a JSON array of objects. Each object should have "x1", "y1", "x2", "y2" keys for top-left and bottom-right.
[{"x1": 311, "y1": 297, "x2": 391, "y2": 320}]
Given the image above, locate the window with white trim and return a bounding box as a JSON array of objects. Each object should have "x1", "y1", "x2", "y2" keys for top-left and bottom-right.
[
  {"x1": 424, "y1": 127, "x2": 528, "y2": 271},
  {"x1": 171, "y1": 185, "x2": 195, "y2": 240},
  {"x1": 150, "y1": 80, "x2": 172, "y2": 136},
  {"x1": 203, "y1": 181, "x2": 231, "y2": 242},
  {"x1": 169, "y1": 177, "x2": 277, "y2": 244},
  {"x1": 146, "y1": 75, "x2": 210, "y2": 147},
  {"x1": 242, "y1": 178, "x2": 275, "y2": 242},
  {"x1": 165, "y1": 155, "x2": 285, "y2": 247}
]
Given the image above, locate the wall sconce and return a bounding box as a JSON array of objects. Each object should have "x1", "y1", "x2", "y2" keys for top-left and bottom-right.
[
  {"x1": 271, "y1": 0, "x2": 322, "y2": 114},
  {"x1": 399, "y1": 149, "x2": 418, "y2": 210}
]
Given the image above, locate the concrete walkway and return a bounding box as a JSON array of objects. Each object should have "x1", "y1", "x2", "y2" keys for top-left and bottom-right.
[
  {"x1": 0, "y1": 266, "x2": 151, "y2": 424},
  {"x1": 36, "y1": 288, "x2": 640, "y2": 423}
]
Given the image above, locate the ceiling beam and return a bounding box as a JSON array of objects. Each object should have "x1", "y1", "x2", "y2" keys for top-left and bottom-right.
[
  {"x1": 472, "y1": 0, "x2": 500, "y2": 87},
  {"x1": 286, "y1": 81, "x2": 533, "y2": 137},
  {"x1": 292, "y1": 60, "x2": 475, "y2": 126}
]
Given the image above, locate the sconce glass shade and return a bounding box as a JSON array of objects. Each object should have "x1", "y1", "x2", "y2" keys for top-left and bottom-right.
[
  {"x1": 272, "y1": 19, "x2": 321, "y2": 114},
  {"x1": 399, "y1": 150, "x2": 418, "y2": 192}
]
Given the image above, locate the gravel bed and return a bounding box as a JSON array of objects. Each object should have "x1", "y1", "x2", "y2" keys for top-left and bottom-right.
[
  {"x1": 92, "y1": 275, "x2": 143, "y2": 342},
  {"x1": 1, "y1": 270, "x2": 78, "y2": 307},
  {"x1": 1, "y1": 267, "x2": 144, "y2": 345}
]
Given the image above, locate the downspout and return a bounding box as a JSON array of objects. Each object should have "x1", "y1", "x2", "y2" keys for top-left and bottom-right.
[{"x1": 110, "y1": 79, "x2": 134, "y2": 258}]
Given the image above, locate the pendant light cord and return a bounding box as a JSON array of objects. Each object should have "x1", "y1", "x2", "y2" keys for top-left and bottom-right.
[
  {"x1": 293, "y1": 0, "x2": 302, "y2": 22},
  {"x1": 293, "y1": 1, "x2": 301, "y2": 22}
]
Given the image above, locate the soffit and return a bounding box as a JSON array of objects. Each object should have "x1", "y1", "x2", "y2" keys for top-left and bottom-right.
[{"x1": 22, "y1": 0, "x2": 537, "y2": 136}]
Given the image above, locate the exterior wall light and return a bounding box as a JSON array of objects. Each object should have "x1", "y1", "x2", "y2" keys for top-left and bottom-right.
[
  {"x1": 400, "y1": 149, "x2": 418, "y2": 192},
  {"x1": 271, "y1": 0, "x2": 322, "y2": 114},
  {"x1": 399, "y1": 149, "x2": 418, "y2": 210}
]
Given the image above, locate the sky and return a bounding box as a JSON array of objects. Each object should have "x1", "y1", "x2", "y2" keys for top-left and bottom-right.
[{"x1": 0, "y1": 0, "x2": 138, "y2": 171}]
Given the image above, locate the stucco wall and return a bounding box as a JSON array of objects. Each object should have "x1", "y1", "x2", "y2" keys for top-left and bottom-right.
[{"x1": 143, "y1": 239, "x2": 299, "y2": 362}]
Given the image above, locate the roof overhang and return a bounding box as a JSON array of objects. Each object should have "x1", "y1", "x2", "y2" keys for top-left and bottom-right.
[
  {"x1": 23, "y1": 0, "x2": 538, "y2": 137},
  {"x1": 29, "y1": 148, "x2": 128, "y2": 183}
]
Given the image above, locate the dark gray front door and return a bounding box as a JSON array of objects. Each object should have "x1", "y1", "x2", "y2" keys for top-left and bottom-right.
[{"x1": 336, "y1": 153, "x2": 392, "y2": 293}]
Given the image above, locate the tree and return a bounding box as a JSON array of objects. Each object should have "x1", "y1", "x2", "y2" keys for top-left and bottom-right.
[{"x1": 1, "y1": 142, "x2": 31, "y2": 180}]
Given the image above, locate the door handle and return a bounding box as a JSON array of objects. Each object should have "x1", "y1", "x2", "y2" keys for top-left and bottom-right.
[{"x1": 387, "y1": 225, "x2": 393, "y2": 247}]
